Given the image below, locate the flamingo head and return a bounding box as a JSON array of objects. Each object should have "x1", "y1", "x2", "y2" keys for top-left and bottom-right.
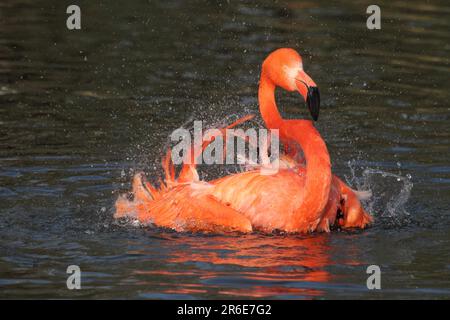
[{"x1": 262, "y1": 48, "x2": 320, "y2": 120}]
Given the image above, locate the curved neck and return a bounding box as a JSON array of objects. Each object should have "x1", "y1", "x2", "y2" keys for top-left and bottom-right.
[
  {"x1": 258, "y1": 73, "x2": 282, "y2": 129},
  {"x1": 284, "y1": 121, "x2": 332, "y2": 231},
  {"x1": 258, "y1": 74, "x2": 332, "y2": 232}
]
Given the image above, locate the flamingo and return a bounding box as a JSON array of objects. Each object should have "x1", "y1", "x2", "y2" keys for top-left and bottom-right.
[{"x1": 115, "y1": 48, "x2": 373, "y2": 233}]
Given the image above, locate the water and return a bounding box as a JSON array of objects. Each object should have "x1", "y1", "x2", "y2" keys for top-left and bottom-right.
[{"x1": 1, "y1": 0, "x2": 449, "y2": 299}]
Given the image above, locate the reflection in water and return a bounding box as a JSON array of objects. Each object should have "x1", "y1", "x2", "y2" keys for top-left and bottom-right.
[{"x1": 132, "y1": 234, "x2": 332, "y2": 298}]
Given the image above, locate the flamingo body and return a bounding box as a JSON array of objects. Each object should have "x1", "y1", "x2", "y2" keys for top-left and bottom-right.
[{"x1": 115, "y1": 48, "x2": 373, "y2": 233}]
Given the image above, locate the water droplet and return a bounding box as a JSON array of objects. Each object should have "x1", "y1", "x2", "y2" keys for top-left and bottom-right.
[{"x1": 131, "y1": 220, "x2": 140, "y2": 227}]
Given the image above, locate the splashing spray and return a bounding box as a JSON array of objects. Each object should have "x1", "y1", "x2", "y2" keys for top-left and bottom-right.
[{"x1": 345, "y1": 160, "x2": 413, "y2": 226}]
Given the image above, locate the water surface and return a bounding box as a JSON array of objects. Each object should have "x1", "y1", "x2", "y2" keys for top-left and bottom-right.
[{"x1": 0, "y1": 0, "x2": 449, "y2": 299}]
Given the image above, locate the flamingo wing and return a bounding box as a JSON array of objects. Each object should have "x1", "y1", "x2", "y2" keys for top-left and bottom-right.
[{"x1": 115, "y1": 173, "x2": 252, "y2": 233}]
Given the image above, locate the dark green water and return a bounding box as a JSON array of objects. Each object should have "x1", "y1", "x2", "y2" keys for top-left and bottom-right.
[{"x1": 0, "y1": 0, "x2": 449, "y2": 299}]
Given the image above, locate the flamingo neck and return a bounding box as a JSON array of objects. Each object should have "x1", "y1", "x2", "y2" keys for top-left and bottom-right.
[
  {"x1": 284, "y1": 121, "x2": 331, "y2": 231},
  {"x1": 258, "y1": 74, "x2": 332, "y2": 232},
  {"x1": 258, "y1": 74, "x2": 282, "y2": 129}
]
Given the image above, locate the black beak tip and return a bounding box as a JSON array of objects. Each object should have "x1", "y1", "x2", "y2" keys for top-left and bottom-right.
[{"x1": 306, "y1": 86, "x2": 320, "y2": 121}]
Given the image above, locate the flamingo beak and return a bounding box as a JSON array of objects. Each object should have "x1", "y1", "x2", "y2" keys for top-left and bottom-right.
[
  {"x1": 307, "y1": 86, "x2": 320, "y2": 121},
  {"x1": 295, "y1": 70, "x2": 320, "y2": 121}
]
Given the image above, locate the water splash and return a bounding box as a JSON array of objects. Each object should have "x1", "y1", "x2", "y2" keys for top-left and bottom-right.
[{"x1": 345, "y1": 160, "x2": 413, "y2": 227}]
